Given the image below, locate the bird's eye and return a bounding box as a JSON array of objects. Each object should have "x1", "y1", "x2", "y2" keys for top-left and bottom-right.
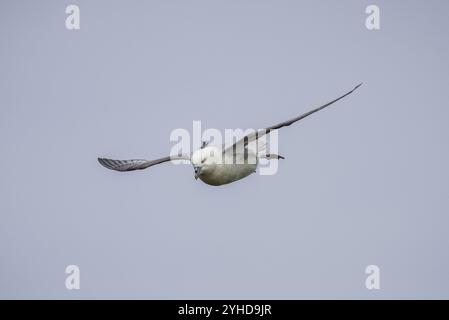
[{"x1": 201, "y1": 158, "x2": 206, "y2": 164}]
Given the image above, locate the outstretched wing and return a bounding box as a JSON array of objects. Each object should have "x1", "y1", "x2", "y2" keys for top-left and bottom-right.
[
  {"x1": 224, "y1": 83, "x2": 362, "y2": 154},
  {"x1": 98, "y1": 155, "x2": 190, "y2": 172}
]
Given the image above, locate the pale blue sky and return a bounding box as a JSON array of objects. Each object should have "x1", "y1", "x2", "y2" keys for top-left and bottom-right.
[{"x1": 1, "y1": 0, "x2": 448, "y2": 298}]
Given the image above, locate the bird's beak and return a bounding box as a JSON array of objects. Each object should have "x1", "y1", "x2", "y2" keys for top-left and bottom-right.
[{"x1": 194, "y1": 166, "x2": 200, "y2": 180}]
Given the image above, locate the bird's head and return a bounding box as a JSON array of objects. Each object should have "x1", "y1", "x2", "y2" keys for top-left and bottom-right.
[{"x1": 191, "y1": 146, "x2": 220, "y2": 180}]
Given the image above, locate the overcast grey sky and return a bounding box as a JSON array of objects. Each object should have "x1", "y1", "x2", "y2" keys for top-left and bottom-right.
[{"x1": 1, "y1": 0, "x2": 449, "y2": 299}]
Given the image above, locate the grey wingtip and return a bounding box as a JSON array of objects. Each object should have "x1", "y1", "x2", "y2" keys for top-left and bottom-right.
[{"x1": 98, "y1": 157, "x2": 112, "y2": 169}]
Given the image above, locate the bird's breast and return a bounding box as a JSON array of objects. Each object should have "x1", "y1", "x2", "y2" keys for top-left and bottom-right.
[{"x1": 199, "y1": 163, "x2": 257, "y2": 186}]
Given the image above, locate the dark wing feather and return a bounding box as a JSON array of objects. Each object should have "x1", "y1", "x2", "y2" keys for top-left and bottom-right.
[
  {"x1": 266, "y1": 83, "x2": 362, "y2": 131},
  {"x1": 98, "y1": 155, "x2": 189, "y2": 172},
  {"x1": 224, "y1": 83, "x2": 362, "y2": 153}
]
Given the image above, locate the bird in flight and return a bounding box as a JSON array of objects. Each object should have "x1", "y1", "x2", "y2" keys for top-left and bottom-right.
[{"x1": 98, "y1": 83, "x2": 362, "y2": 186}]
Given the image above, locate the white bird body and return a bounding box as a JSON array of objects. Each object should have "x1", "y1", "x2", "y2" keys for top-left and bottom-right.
[
  {"x1": 97, "y1": 84, "x2": 362, "y2": 186},
  {"x1": 190, "y1": 146, "x2": 258, "y2": 186}
]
